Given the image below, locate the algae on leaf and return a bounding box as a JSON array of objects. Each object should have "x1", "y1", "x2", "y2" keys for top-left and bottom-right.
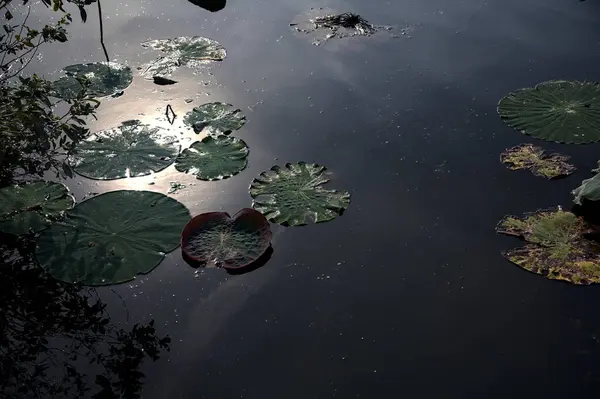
[
  {"x1": 500, "y1": 144, "x2": 575, "y2": 179},
  {"x1": 35, "y1": 190, "x2": 191, "y2": 285},
  {"x1": 53, "y1": 62, "x2": 133, "y2": 99},
  {"x1": 183, "y1": 102, "x2": 246, "y2": 135},
  {"x1": 141, "y1": 36, "x2": 226, "y2": 78},
  {"x1": 496, "y1": 209, "x2": 600, "y2": 285},
  {"x1": 498, "y1": 80, "x2": 600, "y2": 144},
  {"x1": 174, "y1": 135, "x2": 248, "y2": 180},
  {"x1": 0, "y1": 182, "x2": 74, "y2": 235},
  {"x1": 181, "y1": 209, "x2": 272, "y2": 269},
  {"x1": 71, "y1": 120, "x2": 179, "y2": 180},
  {"x1": 573, "y1": 161, "x2": 600, "y2": 205},
  {"x1": 249, "y1": 162, "x2": 350, "y2": 226}
]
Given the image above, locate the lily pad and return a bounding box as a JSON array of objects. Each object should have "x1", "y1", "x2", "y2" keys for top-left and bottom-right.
[
  {"x1": 573, "y1": 161, "x2": 600, "y2": 205},
  {"x1": 174, "y1": 135, "x2": 248, "y2": 180},
  {"x1": 500, "y1": 143, "x2": 576, "y2": 179},
  {"x1": 0, "y1": 182, "x2": 74, "y2": 235},
  {"x1": 183, "y1": 102, "x2": 246, "y2": 135},
  {"x1": 496, "y1": 208, "x2": 600, "y2": 285},
  {"x1": 53, "y1": 62, "x2": 133, "y2": 99},
  {"x1": 498, "y1": 80, "x2": 600, "y2": 144},
  {"x1": 141, "y1": 36, "x2": 226, "y2": 77},
  {"x1": 35, "y1": 190, "x2": 191, "y2": 285},
  {"x1": 71, "y1": 120, "x2": 180, "y2": 180},
  {"x1": 249, "y1": 162, "x2": 350, "y2": 226},
  {"x1": 181, "y1": 208, "x2": 272, "y2": 269}
]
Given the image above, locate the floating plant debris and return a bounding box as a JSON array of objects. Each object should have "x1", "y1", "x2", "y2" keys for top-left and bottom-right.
[
  {"x1": 35, "y1": 190, "x2": 191, "y2": 285},
  {"x1": 500, "y1": 144, "x2": 576, "y2": 179}
]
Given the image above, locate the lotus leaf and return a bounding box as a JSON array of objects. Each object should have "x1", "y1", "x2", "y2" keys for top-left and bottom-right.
[
  {"x1": 573, "y1": 161, "x2": 600, "y2": 205},
  {"x1": 53, "y1": 62, "x2": 133, "y2": 99},
  {"x1": 0, "y1": 182, "x2": 74, "y2": 235},
  {"x1": 498, "y1": 80, "x2": 600, "y2": 144},
  {"x1": 174, "y1": 135, "x2": 248, "y2": 180},
  {"x1": 35, "y1": 190, "x2": 191, "y2": 285},
  {"x1": 249, "y1": 162, "x2": 350, "y2": 226},
  {"x1": 71, "y1": 120, "x2": 179, "y2": 180},
  {"x1": 183, "y1": 102, "x2": 246, "y2": 135},
  {"x1": 500, "y1": 143, "x2": 575, "y2": 179},
  {"x1": 496, "y1": 209, "x2": 600, "y2": 285},
  {"x1": 141, "y1": 36, "x2": 226, "y2": 77},
  {"x1": 181, "y1": 208, "x2": 271, "y2": 269}
]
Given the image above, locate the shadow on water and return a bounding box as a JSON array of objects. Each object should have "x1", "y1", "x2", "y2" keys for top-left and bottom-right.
[
  {"x1": 0, "y1": 233, "x2": 171, "y2": 398},
  {"x1": 187, "y1": 0, "x2": 226, "y2": 12}
]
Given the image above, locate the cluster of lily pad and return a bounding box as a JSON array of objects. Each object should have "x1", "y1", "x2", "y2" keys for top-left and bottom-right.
[
  {"x1": 497, "y1": 80, "x2": 600, "y2": 284},
  {"x1": 1, "y1": 32, "x2": 353, "y2": 285}
]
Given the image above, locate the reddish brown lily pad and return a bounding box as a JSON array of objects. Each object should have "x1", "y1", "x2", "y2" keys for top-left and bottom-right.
[
  {"x1": 500, "y1": 143, "x2": 576, "y2": 179},
  {"x1": 181, "y1": 208, "x2": 272, "y2": 270}
]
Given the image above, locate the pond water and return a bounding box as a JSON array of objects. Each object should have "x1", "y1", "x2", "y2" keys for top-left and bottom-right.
[{"x1": 9, "y1": 0, "x2": 600, "y2": 397}]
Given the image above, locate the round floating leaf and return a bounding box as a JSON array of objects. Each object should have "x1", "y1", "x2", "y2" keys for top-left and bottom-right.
[
  {"x1": 174, "y1": 135, "x2": 248, "y2": 180},
  {"x1": 0, "y1": 182, "x2": 74, "y2": 235},
  {"x1": 141, "y1": 36, "x2": 226, "y2": 77},
  {"x1": 498, "y1": 80, "x2": 600, "y2": 144},
  {"x1": 53, "y1": 62, "x2": 133, "y2": 99},
  {"x1": 71, "y1": 120, "x2": 180, "y2": 180},
  {"x1": 496, "y1": 209, "x2": 600, "y2": 285},
  {"x1": 181, "y1": 208, "x2": 272, "y2": 269},
  {"x1": 249, "y1": 162, "x2": 350, "y2": 226},
  {"x1": 183, "y1": 102, "x2": 246, "y2": 135},
  {"x1": 573, "y1": 161, "x2": 600, "y2": 205},
  {"x1": 35, "y1": 190, "x2": 191, "y2": 285},
  {"x1": 500, "y1": 143, "x2": 576, "y2": 179}
]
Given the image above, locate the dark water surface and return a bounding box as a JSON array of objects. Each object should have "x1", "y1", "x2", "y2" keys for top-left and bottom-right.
[{"x1": 20, "y1": 0, "x2": 600, "y2": 397}]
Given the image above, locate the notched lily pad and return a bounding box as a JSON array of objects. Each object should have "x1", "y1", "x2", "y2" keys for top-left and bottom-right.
[
  {"x1": 249, "y1": 162, "x2": 350, "y2": 226},
  {"x1": 496, "y1": 208, "x2": 600, "y2": 285},
  {"x1": 0, "y1": 182, "x2": 74, "y2": 235},
  {"x1": 53, "y1": 62, "x2": 133, "y2": 99},
  {"x1": 500, "y1": 143, "x2": 576, "y2": 179},
  {"x1": 35, "y1": 190, "x2": 191, "y2": 285},
  {"x1": 183, "y1": 102, "x2": 246, "y2": 135},
  {"x1": 573, "y1": 161, "x2": 600, "y2": 205},
  {"x1": 174, "y1": 135, "x2": 249, "y2": 180},
  {"x1": 71, "y1": 120, "x2": 180, "y2": 180},
  {"x1": 498, "y1": 80, "x2": 600, "y2": 144},
  {"x1": 141, "y1": 36, "x2": 226, "y2": 78},
  {"x1": 181, "y1": 208, "x2": 272, "y2": 269}
]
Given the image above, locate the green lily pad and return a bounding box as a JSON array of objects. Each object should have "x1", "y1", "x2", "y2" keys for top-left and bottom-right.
[
  {"x1": 498, "y1": 80, "x2": 600, "y2": 144},
  {"x1": 53, "y1": 62, "x2": 133, "y2": 99},
  {"x1": 183, "y1": 102, "x2": 246, "y2": 135},
  {"x1": 174, "y1": 135, "x2": 248, "y2": 180},
  {"x1": 573, "y1": 161, "x2": 600, "y2": 205},
  {"x1": 71, "y1": 120, "x2": 180, "y2": 180},
  {"x1": 141, "y1": 36, "x2": 226, "y2": 77},
  {"x1": 500, "y1": 143, "x2": 576, "y2": 179},
  {"x1": 496, "y1": 208, "x2": 600, "y2": 285},
  {"x1": 181, "y1": 208, "x2": 272, "y2": 269},
  {"x1": 35, "y1": 190, "x2": 191, "y2": 285},
  {"x1": 249, "y1": 162, "x2": 350, "y2": 226},
  {"x1": 0, "y1": 182, "x2": 74, "y2": 235}
]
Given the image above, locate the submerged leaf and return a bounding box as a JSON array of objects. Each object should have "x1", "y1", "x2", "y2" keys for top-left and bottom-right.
[
  {"x1": 572, "y1": 161, "x2": 600, "y2": 205},
  {"x1": 141, "y1": 36, "x2": 226, "y2": 77},
  {"x1": 183, "y1": 102, "x2": 246, "y2": 135},
  {"x1": 71, "y1": 120, "x2": 180, "y2": 180},
  {"x1": 496, "y1": 209, "x2": 600, "y2": 285},
  {"x1": 181, "y1": 209, "x2": 271, "y2": 269},
  {"x1": 498, "y1": 80, "x2": 600, "y2": 144},
  {"x1": 500, "y1": 143, "x2": 575, "y2": 179},
  {"x1": 35, "y1": 190, "x2": 191, "y2": 285},
  {"x1": 249, "y1": 162, "x2": 350, "y2": 226},
  {"x1": 174, "y1": 135, "x2": 248, "y2": 180},
  {"x1": 0, "y1": 182, "x2": 74, "y2": 235},
  {"x1": 52, "y1": 62, "x2": 133, "y2": 99}
]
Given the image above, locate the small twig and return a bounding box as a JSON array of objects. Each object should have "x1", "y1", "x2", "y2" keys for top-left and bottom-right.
[
  {"x1": 165, "y1": 104, "x2": 176, "y2": 125},
  {"x1": 97, "y1": 0, "x2": 109, "y2": 62},
  {"x1": 109, "y1": 288, "x2": 130, "y2": 322}
]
